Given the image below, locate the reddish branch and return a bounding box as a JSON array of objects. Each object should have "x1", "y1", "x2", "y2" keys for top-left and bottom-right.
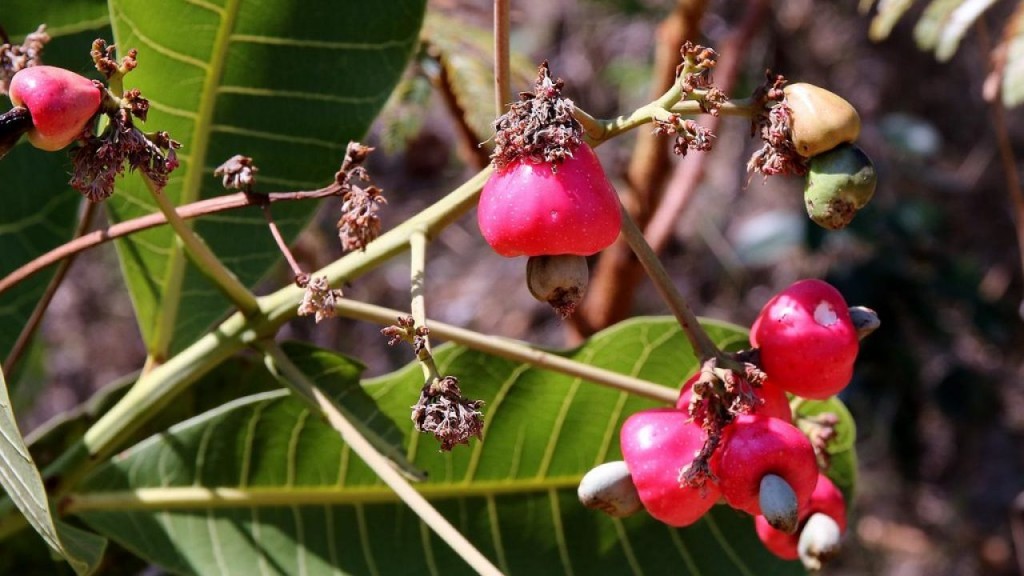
[
  {"x1": 3, "y1": 201, "x2": 97, "y2": 373},
  {"x1": 0, "y1": 187, "x2": 342, "y2": 297}
]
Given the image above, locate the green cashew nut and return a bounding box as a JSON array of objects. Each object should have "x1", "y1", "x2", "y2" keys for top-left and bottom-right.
[{"x1": 804, "y1": 143, "x2": 877, "y2": 230}]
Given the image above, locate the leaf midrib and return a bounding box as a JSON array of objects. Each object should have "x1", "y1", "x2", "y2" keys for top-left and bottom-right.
[
  {"x1": 71, "y1": 476, "x2": 586, "y2": 512},
  {"x1": 131, "y1": 0, "x2": 242, "y2": 358}
]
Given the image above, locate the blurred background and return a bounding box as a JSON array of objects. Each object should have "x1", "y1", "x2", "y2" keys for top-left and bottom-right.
[{"x1": 15, "y1": 1, "x2": 1024, "y2": 574}]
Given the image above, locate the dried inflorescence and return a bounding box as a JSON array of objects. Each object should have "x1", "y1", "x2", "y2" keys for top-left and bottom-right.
[
  {"x1": 679, "y1": 354, "x2": 768, "y2": 489},
  {"x1": 491, "y1": 61, "x2": 583, "y2": 168},
  {"x1": 677, "y1": 42, "x2": 718, "y2": 92},
  {"x1": 214, "y1": 154, "x2": 259, "y2": 192},
  {"x1": 383, "y1": 316, "x2": 485, "y2": 451},
  {"x1": 91, "y1": 39, "x2": 137, "y2": 79},
  {"x1": 0, "y1": 25, "x2": 50, "y2": 95},
  {"x1": 71, "y1": 111, "x2": 180, "y2": 201},
  {"x1": 654, "y1": 115, "x2": 714, "y2": 157},
  {"x1": 297, "y1": 275, "x2": 343, "y2": 323},
  {"x1": 653, "y1": 43, "x2": 726, "y2": 157},
  {"x1": 747, "y1": 72, "x2": 807, "y2": 178},
  {"x1": 410, "y1": 375, "x2": 485, "y2": 452},
  {"x1": 336, "y1": 142, "x2": 386, "y2": 252},
  {"x1": 68, "y1": 40, "x2": 180, "y2": 201}
]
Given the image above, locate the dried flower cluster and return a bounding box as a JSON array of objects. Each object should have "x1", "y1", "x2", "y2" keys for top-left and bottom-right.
[
  {"x1": 91, "y1": 39, "x2": 137, "y2": 79},
  {"x1": 677, "y1": 42, "x2": 718, "y2": 92},
  {"x1": 71, "y1": 111, "x2": 180, "y2": 201},
  {"x1": 336, "y1": 142, "x2": 386, "y2": 252},
  {"x1": 70, "y1": 40, "x2": 180, "y2": 201},
  {"x1": 652, "y1": 43, "x2": 726, "y2": 157},
  {"x1": 678, "y1": 42, "x2": 728, "y2": 115},
  {"x1": 0, "y1": 25, "x2": 49, "y2": 94},
  {"x1": 654, "y1": 115, "x2": 714, "y2": 157},
  {"x1": 297, "y1": 275, "x2": 343, "y2": 323},
  {"x1": 411, "y1": 375, "x2": 485, "y2": 452},
  {"x1": 491, "y1": 61, "x2": 583, "y2": 168},
  {"x1": 747, "y1": 72, "x2": 807, "y2": 178},
  {"x1": 213, "y1": 154, "x2": 259, "y2": 192},
  {"x1": 383, "y1": 316, "x2": 485, "y2": 451},
  {"x1": 679, "y1": 354, "x2": 768, "y2": 489}
]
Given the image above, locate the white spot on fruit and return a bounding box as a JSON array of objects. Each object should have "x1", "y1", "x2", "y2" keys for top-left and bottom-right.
[{"x1": 813, "y1": 301, "x2": 838, "y2": 327}]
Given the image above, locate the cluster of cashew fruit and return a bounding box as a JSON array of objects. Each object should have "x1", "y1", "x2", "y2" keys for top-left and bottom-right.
[
  {"x1": 579, "y1": 280, "x2": 870, "y2": 570},
  {"x1": 785, "y1": 83, "x2": 877, "y2": 231}
]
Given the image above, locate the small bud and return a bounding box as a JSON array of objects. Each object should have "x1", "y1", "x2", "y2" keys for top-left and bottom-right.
[
  {"x1": 578, "y1": 461, "x2": 643, "y2": 518},
  {"x1": 526, "y1": 255, "x2": 589, "y2": 318},
  {"x1": 297, "y1": 275, "x2": 343, "y2": 323},
  {"x1": 804, "y1": 143, "x2": 877, "y2": 230}
]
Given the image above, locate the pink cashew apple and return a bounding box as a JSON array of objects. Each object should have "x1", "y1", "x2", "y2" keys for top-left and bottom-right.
[
  {"x1": 478, "y1": 143, "x2": 621, "y2": 257},
  {"x1": 710, "y1": 414, "x2": 818, "y2": 532},
  {"x1": 9, "y1": 65, "x2": 102, "y2": 151},
  {"x1": 619, "y1": 407, "x2": 720, "y2": 527},
  {"x1": 751, "y1": 279, "x2": 859, "y2": 399}
]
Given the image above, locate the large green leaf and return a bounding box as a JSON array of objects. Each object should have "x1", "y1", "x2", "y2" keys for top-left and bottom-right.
[
  {"x1": 0, "y1": 365, "x2": 106, "y2": 574},
  {"x1": 0, "y1": 9, "x2": 111, "y2": 361},
  {"x1": 73, "y1": 319, "x2": 816, "y2": 575},
  {"x1": 104, "y1": 0, "x2": 426, "y2": 358}
]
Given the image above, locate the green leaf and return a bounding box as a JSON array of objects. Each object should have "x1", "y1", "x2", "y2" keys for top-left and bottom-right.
[
  {"x1": 885, "y1": 0, "x2": 999, "y2": 60},
  {"x1": 104, "y1": 0, "x2": 427, "y2": 358},
  {"x1": 73, "y1": 318, "x2": 810, "y2": 574},
  {"x1": 0, "y1": 365, "x2": 106, "y2": 574},
  {"x1": 792, "y1": 397, "x2": 858, "y2": 504},
  {"x1": 999, "y1": 3, "x2": 1024, "y2": 107},
  {"x1": 1, "y1": 0, "x2": 109, "y2": 37},
  {"x1": 0, "y1": 15, "x2": 110, "y2": 361},
  {"x1": 26, "y1": 351, "x2": 284, "y2": 471},
  {"x1": 868, "y1": 0, "x2": 917, "y2": 41},
  {"x1": 913, "y1": 0, "x2": 963, "y2": 50}
]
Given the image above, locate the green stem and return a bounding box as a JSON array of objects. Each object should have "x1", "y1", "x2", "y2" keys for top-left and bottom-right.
[
  {"x1": 259, "y1": 342, "x2": 503, "y2": 576},
  {"x1": 143, "y1": 175, "x2": 260, "y2": 317},
  {"x1": 618, "y1": 205, "x2": 721, "y2": 362},
  {"x1": 333, "y1": 298, "x2": 677, "y2": 404},
  {"x1": 579, "y1": 97, "x2": 756, "y2": 143},
  {"x1": 409, "y1": 229, "x2": 440, "y2": 381}
]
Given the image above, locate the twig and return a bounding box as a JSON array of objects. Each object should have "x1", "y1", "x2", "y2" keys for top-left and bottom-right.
[
  {"x1": 259, "y1": 342, "x2": 503, "y2": 576},
  {"x1": 260, "y1": 203, "x2": 305, "y2": 281},
  {"x1": 409, "y1": 229, "x2": 437, "y2": 382},
  {"x1": 618, "y1": 206, "x2": 721, "y2": 362},
  {"x1": 494, "y1": 0, "x2": 511, "y2": 116},
  {"x1": 335, "y1": 298, "x2": 676, "y2": 404},
  {"x1": 142, "y1": 175, "x2": 260, "y2": 316},
  {"x1": 0, "y1": 187, "x2": 341, "y2": 297},
  {"x1": 3, "y1": 200, "x2": 97, "y2": 374},
  {"x1": 978, "y1": 21, "x2": 1024, "y2": 314}
]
